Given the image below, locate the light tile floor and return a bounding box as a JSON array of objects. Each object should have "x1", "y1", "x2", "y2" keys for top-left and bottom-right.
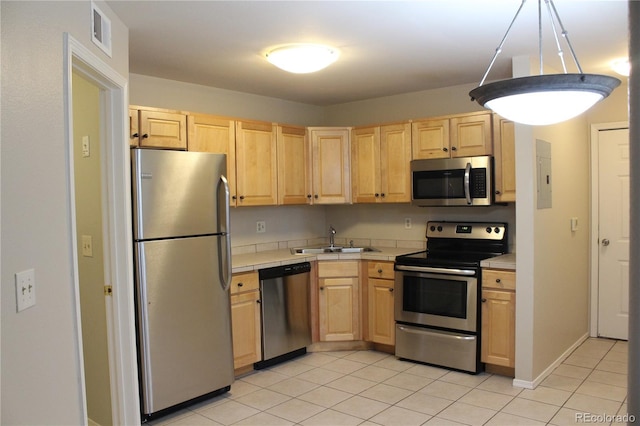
[{"x1": 150, "y1": 338, "x2": 629, "y2": 426}]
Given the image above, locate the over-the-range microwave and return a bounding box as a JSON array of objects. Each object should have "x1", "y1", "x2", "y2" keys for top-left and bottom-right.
[{"x1": 411, "y1": 155, "x2": 494, "y2": 207}]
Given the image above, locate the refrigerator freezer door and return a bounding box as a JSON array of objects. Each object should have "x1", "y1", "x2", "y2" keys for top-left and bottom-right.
[
  {"x1": 136, "y1": 235, "x2": 234, "y2": 415},
  {"x1": 132, "y1": 149, "x2": 227, "y2": 240}
]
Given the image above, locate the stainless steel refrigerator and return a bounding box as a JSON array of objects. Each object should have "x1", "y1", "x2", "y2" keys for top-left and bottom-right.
[{"x1": 131, "y1": 148, "x2": 234, "y2": 419}]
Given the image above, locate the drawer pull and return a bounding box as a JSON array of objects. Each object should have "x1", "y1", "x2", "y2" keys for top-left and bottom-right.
[
  {"x1": 495, "y1": 278, "x2": 501, "y2": 283},
  {"x1": 237, "y1": 282, "x2": 243, "y2": 287},
  {"x1": 256, "y1": 299, "x2": 261, "y2": 304},
  {"x1": 481, "y1": 298, "x2": 487, "y2": 303},
  {"x1": 378, "y1": 269, "x2": 383, "y2": 274},
  {"x1": 320, "y1": 286, "x2": 324, "y2": 290},
  {"x1": 389, "y1": 288, "x2": 394, "y2": 292}
]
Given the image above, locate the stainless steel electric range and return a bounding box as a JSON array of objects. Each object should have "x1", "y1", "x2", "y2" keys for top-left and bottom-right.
[{"x1": 394, "y1": 221, "x2": 508, "y2": 374}]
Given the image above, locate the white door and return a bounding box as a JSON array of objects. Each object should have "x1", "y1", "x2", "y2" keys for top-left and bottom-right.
[{"x1": 597, "y1": 127, "x2": 629, "y2": 340}]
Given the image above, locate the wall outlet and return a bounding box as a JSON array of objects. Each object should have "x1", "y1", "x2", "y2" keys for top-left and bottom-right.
[
  {"x1": 15, "y1": 269, "x2": 36, "y2": 312},
  {"x1": 256, "y1": 221, "x2": 266, "y2": 233},
  {"x1": 82, "y1": 235, "x2": 93, "y2": 257},
  {"x1": 404, "y1": 218, "x2": 412, "y2": 229}
]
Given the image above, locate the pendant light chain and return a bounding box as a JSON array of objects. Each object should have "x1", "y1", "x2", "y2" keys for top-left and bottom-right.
[{"x1": 477, "y1": 0, "x2": 585, "y2": 87}]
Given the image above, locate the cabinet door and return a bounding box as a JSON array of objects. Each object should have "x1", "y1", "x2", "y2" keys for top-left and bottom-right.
[
  {"x1": 319, "y1": 277, "x2": 360, "y2": 341},
  {"x1": 380, "y1": 122, "x2": 412, "y2": 203},
  {"x1": 351, "y1": 126, "x2": 381, "y2": 203},
  {"x1": 187, "y1": 114, "x2": 237, "y2": 205},
  {"x1": 231, "y1": 290, "x2": 262, "y2": 369},
  {"x1": 277, "y1": 125, "x2": 311, "y2": 205},
  {"x1": 129, "y1": 109, "x2": 139, "y2": 147},
  {"x1": 309, "y1": 128, "x2": 351, "y2": 204},
  {"x1": 493, "y1": 116, "x2": 516, "y2": 203},
  {"x1": 450, "y1": 113, "x2": 492, "y2": 158},
  {"x1": 139, "y1": 109, "x2": 187, "y2": 149},
  {"x1": 481, "y1": 289, "x2": 515, "y2": 367},
  {"x1": 411, "y1": 119, "x2": 450, "y2": 159},
  {"x1": 368, "y1": 278, "x2": 395, "y2": 345},
  {"x1": 235, "y1": 120, "x2": 278, "y2": 206}
]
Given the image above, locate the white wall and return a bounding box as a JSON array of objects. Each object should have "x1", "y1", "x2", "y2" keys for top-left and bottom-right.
[{"x1": 1, "y1": 1, "x2": 128, "y2": 424}]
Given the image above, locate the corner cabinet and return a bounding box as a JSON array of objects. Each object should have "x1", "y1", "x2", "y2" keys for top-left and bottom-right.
[
  {"x1": 230, "y1": 271, "x2": 262, "y2": 371},
  {"x1": 129, "y1": 106, "x2": 188, "y2": 150},
  {"x1": 235, "y1": 120, "x2": 278, "y2": 206},
  {"x1": 186, "y1": 113, "x2": 237, "y2": 203},
  {"x1": 412, "y1": 112, "x2": 492, "y2": 160},
  {"x1": 351, "y1": 122, "x2": 411, "y2": 203},
  {"x1": 481, "y1": 268, "x2": 516, "y2": 371},
  {"x1": 366, "y1": 261, "x2": 395, "y2": 345},
  {"x1": 277, "y1": 125, "x2": 311, "y2": 205},
  {"x1": 318, "y1": 261, "x2": 360, "y2": 341},
  {"x1": 492, "y1": 115, "x2": 516, "y2": 203},
  {"x1": 308, "y1": 127, "x2": 352, "y2": 204}
]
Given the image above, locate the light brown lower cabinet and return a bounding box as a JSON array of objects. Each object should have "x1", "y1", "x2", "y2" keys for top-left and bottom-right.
[
  {"x1": 481, "y1": 269, "x2": 516, "y2": 369},
  {"x1": 318, "y1": 261, "x2": 360, "y2": 341},
  {"x1": 230, "y1": 271, "x2": 261, "y2": 370},
  {"x1": 367, "y1": 261, "x2": 395, "y2": 346}
]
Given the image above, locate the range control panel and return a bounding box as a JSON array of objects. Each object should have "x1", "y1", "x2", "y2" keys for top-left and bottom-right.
[{"x1": 426, "y1": 221, "x2": 506, "y2": 240}]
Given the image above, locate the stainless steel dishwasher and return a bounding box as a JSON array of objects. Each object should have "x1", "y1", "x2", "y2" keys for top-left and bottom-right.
[{"x1": 255, "y1": 262, "x2": 311, "y2": 369}]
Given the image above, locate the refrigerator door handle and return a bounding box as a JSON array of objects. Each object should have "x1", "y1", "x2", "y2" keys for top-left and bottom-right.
[{"x1": 218, "y1": 175, "x2": 232, "y2": 291}]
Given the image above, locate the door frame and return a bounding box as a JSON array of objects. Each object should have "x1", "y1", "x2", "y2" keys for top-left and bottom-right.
[
  {"x1": 64, "y1": 34, "x2": 140, "y2": 423},
  {"x1": 589, "y1": 121, "x2": 629, "y2": 337}
]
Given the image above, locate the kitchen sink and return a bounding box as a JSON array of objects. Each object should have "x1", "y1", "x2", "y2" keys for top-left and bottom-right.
[{"x1": 290, "y1": 246, "x2": 380, "y2": 254}]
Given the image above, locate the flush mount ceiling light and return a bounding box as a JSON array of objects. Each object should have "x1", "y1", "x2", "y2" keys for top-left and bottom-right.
[
  {"x1": 265, "y1": 44, "x2": 340, "y2": 74},
  {"x1": 469, "y1": 0, "x2": 620, "y2": 126}
]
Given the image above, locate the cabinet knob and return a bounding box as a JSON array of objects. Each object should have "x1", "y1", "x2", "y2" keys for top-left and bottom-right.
[
  {"x1": 381, "y1": 193, "x2": 385, "y2": 198},
  {"x1": 378, "y1": 269, "x2": 383, "y2": 274},
  {"x1": 314, "y1": 194, "x2": 319, "y2": 199},
  {"x1": 237, "y1": 282, "x2": 243, "y2": 287},
  {"x1": 142, "y1": 133, "x2": 149, "y2": 139},
  {"x1": 496, "y1": 278, "x2": 501, "y2": 283},
  {"x1": 256, "y1": 299, "x2": 261, "y2": 304},
  {"x1": 319, "y1": 286, "x2": 324, "y2": 290},
  {"x1": 389, "y1": 288, "x2": 394, "y2": 292},
  {"x1": 451, "y1": 146, "x2": 457, "y2": 151},
  {"x1": 375, "y1": 193, "x2": 379, "y2": 197},
  {"x1": 481, "y1": 298, "x2": 487, "y2": 303},
  {"x1": 239, "y1": 195, "x2": 245, "y2": 200},
  {"x1": 132, "y1": 133, "x2": 139, "y2": 138},
  {"x1": 495, "y1": 190, "x2": 502, "y2": 195},
  {"x1": 232, "y1": 195, "x2": 237, "y2": 200},
  {"x1": 307, "y1": 194, "x2": 312, "y2": 199},
  {"x1": 442, "y1": 147, "x2": 448, "y2": 152}
]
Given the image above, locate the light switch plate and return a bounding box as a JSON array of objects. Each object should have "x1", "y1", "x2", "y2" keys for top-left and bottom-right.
[
  {"x1": 15, "y1": 269, "x2": 36, "y2": 312},
  {"x1": 82, "y1": 135, "x2": 91, "y2": 158},
  {"x1": 82, "y1": 235, "x2": 93, "y2": 257}
]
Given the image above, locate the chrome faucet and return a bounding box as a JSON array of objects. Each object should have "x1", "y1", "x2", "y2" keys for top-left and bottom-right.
[{"x1": 329, "y1": 225, "x2": 336, "y2": 248}]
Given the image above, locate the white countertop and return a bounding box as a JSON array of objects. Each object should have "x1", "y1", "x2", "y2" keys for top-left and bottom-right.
[
  {"x1": 232, "y1": 247, "x2": 420, "y2": 273},
  {"x1": 480, "y1": 253, "x2": 516, "y2": 270}
]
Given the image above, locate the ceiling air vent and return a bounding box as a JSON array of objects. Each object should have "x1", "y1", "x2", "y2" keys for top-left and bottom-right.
[{"x1": 91, "y1": 2, "x2": 112, "y2": 57}]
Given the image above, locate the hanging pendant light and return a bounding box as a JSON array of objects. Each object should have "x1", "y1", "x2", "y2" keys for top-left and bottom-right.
[{"x1": 469, "y1": 0, "x2": 620, "y2": 126}]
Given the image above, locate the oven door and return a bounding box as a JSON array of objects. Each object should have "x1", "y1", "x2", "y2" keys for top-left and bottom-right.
[{"x1": 394, "y1": 265, "x2": 478, "y2": 332}]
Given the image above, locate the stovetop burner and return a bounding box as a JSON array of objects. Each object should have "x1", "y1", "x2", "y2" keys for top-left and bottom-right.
[{"x1": 395, "y1": 221, "x2": 508, "y2": 268}]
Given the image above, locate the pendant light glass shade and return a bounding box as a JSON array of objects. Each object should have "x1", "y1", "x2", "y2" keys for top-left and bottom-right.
[
  {"x1": 469, "y1": 0, "x2": 621, "y2": 125},
  {"x1": 470, "y1": 74, "x2": 621, "y2": 125},
  {"x1": 265, "y1": 44, "x2": 339, "y2": 74}
]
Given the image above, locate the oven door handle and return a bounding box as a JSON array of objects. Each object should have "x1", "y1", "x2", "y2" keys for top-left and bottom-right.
[
  {"x1": 464, "y1": 162, "x2": 472, "y2": 205},
  {"x1": 395, "y1": 265, "x2": 476, "y2": 276}
]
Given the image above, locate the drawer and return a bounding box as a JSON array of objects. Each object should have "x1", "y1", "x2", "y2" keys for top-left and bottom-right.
[
  {"x1": 482, "y1": 269, "x2": 516, "y2": 291},
  {"x1": 318, "y1": 261, "x2": 359, "y2": 278},
  {"x1": 368, "y1": 261, "x2": 394, "y2": 279},
  {"x1": 231, "y1": 271, "x2": 259, "y2": 294}
]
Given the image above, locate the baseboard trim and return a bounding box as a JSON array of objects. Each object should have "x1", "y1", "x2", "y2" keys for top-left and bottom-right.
[{"x1": 513, "y1": 332, "x2": 589, "y2": 389}]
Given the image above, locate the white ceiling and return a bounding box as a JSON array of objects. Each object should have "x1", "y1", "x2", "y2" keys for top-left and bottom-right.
[{"x1": 107, "y1": 0, "x2": 629, "y2": 106}]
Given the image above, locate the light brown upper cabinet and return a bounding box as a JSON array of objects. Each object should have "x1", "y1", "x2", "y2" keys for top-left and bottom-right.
[
  {"x1": 492, "y1": 115, "x2": 516, "y2": 203},
  {"x1": 412, "y1": 112, "x2": 492, "y2": 160},
  {"x1": 351, "y1": 122, "x2": 412, "y2": 203},
  {"x1": 277, "y1": 125, "x2": 311, "y2": 205},
  {"x1": 308, "y1": 127, "x2": 352, "y2": 204},
  {"x1": 186, "y1": 113, "x2": 237, "y2": 204},
  {"x1": 235, "y1": 120, "x2": 278, "y2": 206},
  {"x1": 130, "y1": 105, "x2": 188, "y2": 150}
]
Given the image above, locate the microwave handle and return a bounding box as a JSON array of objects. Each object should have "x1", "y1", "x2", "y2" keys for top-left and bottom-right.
[{"x1": 464, "y1": 162, "x2": 472, "y2": 204}]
